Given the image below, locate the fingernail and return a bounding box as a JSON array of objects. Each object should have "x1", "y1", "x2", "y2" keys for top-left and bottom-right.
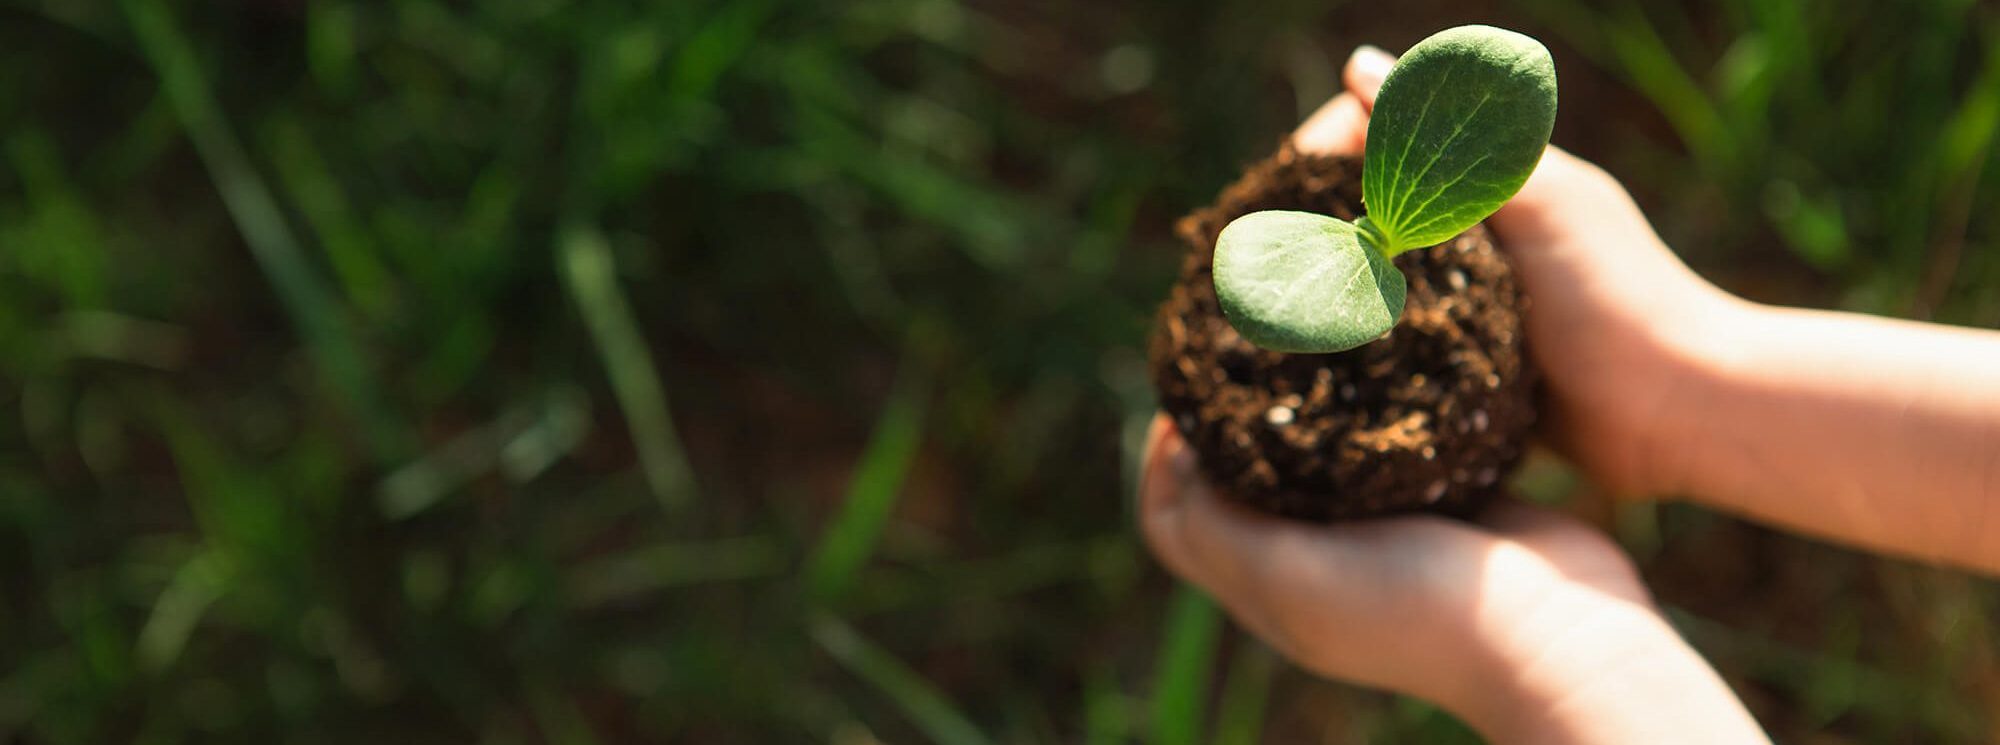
[{"x1": 1348, "y1": 45, "x2": 1394, "y2": 90}]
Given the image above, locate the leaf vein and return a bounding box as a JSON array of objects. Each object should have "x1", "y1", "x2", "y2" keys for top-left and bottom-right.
[
  {"x1": 1394, "y1": 153, "x2": 1494, "y2": 233},
  {"x1": 1385, "y1": 60, "x2": 1455, "y2": 233},
  {"x1": 1392, "y1": 89, "x2": 1496, "y2": 219}
]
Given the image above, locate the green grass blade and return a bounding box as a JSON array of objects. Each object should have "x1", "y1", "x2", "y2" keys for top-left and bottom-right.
[
  {"x1": 567, "y1": 536, "x2": 786, "y2": 606},
  {"x1": 841, "y1": 537, "x2": 1120, "y2": 619},
  {"x1": 810, "y1": 614, "x2": 992, "y2": 745},
  {"x1": 1936, "y1": 39, "x2": 2000, "y2": 180},
  {"x1": 264, "y1": 119, "x2": 396, "y2": 320},
  {"x1": 557, "y1": 224, "x2": 696, "y2": 512},
  {"x1": 804, "y1": 371, "x2": 927, "y2": 602},
  {"x1": 1082, "y1": 664, "x2": 1134, "y2": 745},
  {"x1": 134, "y1": 550, "x2": 230, "y2": 673},
  {"x1": 666, "y1": 0, "x2": 776, "y2": 102},
  {"x1": 1521, "y1": 0, "x2": 1729, "y2": 170},
  {"x1": 119, "y1": 0, "x2": 405, "y2": 460},
  {"x1": 4, "y1": 131, "x2": 109, "y2": 307},
  {"x1": 1212, "y1": 642, "x2": 1277, "y2": 745},
  {"x1": 149, "y1": 399, "x2": 300, "y2": 569},
  {"x1": 1601, "y1": 4, "x2": 1731, "y2": 168},
  {"x1": 1149, "y1": 586, "x2": 1221, "y2": 745},
  {"x1": 375, "y1": 391, "x2": 592, "y2": 519},
  {"x1": 524, "y1": 682, "x2": 606, "y2": 745}
]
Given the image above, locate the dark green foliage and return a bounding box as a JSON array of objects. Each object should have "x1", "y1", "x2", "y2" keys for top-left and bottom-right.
[{"x1": 1, "y1": 0, "x2": 1998, "y2": 743}]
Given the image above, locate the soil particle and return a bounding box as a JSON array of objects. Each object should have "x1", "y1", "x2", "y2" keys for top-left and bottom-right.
[{"x1": 1147, "y1": 145, "x2": 1538, "y2": 521}]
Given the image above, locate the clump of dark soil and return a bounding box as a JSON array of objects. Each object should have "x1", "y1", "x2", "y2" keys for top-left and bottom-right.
[{"x1": 1148, "y1": 146, "x2": 1537, "y2": 521}]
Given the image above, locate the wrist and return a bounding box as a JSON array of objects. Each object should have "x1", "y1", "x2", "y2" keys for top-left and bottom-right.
[
  {"x1": 1457, "y1": 603, "x2": 1767, "y2": 744},
  {"x1": 1625, "y1": 283, "x2": 1764, "y2": 500}
]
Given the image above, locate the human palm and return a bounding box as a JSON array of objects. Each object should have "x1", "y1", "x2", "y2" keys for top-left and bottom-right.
[
  {"x1": 1299, "y1": 46, "x2": 1734, "y2": 499},
  {"x1": 1138, "y1": 46, "x2": 1770, "y2": 745}
]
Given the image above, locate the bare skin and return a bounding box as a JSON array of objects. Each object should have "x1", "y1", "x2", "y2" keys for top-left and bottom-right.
[{"x1": 1142, "y1": 44, "x2": 2000, "y2": 744}]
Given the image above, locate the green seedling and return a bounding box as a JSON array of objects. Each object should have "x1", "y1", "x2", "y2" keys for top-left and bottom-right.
[{"x1": 1213, "y1": 25, "x2": 1557, "y2": 353}]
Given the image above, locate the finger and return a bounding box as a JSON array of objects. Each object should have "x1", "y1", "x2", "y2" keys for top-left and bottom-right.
[
  {"x1": 1170, "y1": 483, "x2": 1520, "y2": 700},
  {"x1": 1168, "y1": 470, "x2": 1486, "y2": 645},
  {"x1": 1479, "y1": 498, "x2": 1592, "y2": 541},
  {"x1": 1481, "y1": 498, "x2": 1631, "y2": 564},
  {"x1": 1478, "y1": 499, "x2": 1650, "y2": 603},
  {"x1": 1137, "y1": 414, "x2": 1182, "y2": 542},
  {"x1": 1175, "y1": 486, "x2": 1459, "y2": 618},
  {"x1": 1291, "y1": 92, "x2": 1369, "y2": 156},
  {"x1": 1343, "y1": 45, "x2": 1395, "y2": 110},
  {"x1": 1135, "y1": 419, "x2": 1300, "y2": 624},
  {"x1": 1136, "y1": 414, "x2": 1207, "y2": 584},
  {"x1": 1138, "y1": 414, "x2": 1180, "y2": 516},
  {"x1": 1135, "y1": 420, "x2": 1318, "y2": 653},
  {"x1": 1292, "y1": 45, "x2": 1397, "y2": 155}
]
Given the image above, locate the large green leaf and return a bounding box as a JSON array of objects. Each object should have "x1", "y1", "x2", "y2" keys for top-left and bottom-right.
[
  {"x1": 1212, "y1": 210, "x2": 1405, "y2": 353},
  {"x1": 1363, "y1": 25, "x2": 1557, "y2": 252}
]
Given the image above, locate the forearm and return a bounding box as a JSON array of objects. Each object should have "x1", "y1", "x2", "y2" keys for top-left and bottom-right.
[{"x1": 1664, "y1": 299, "x2": 2000, "y2": 571}]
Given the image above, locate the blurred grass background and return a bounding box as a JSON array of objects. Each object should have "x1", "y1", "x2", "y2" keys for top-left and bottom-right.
[{"x1": 1, "y1": 0, "x2": 1997, "y2": 742}]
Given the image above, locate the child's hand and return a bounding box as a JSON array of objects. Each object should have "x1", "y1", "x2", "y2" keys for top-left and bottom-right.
[
  {"x1": 1321, "y1": 47, "x2": 2000, "y2": 573},
  {"x1": 1137, "y1": 46, "x2": 1772, "y2": 743},
  {"x1": 1302, "y1": 46, "x2": 1736, "y2": 500},
  {"x1": 1149, "y1": 38, "x2": 2000, "y2": 741},
  {"x1": 1138, "y1": 417, "x2": 1768, "y2": 744}
]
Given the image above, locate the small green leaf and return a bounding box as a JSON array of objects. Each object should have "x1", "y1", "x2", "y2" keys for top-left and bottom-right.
[
  {"x1": 1364, "y1": 25, "x2": 1557, "y2": 252},
  {"x1": 1212, "y1": 210, "x2": 1405, "y2": 353}
]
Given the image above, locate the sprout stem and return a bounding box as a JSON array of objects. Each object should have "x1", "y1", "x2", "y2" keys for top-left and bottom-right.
[{"x1": 1355, "y1": 215, "x2": 1401, "y2": 257}]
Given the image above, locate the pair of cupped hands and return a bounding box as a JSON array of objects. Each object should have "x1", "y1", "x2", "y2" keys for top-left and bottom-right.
[{"x1": 1139, "y1": 47, "x2": 1771, "y2": 743}]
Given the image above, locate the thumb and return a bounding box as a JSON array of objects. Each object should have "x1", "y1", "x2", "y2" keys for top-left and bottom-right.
[{"x1": 1343, "y1": 45, "x2": 1395, "y2": 110}]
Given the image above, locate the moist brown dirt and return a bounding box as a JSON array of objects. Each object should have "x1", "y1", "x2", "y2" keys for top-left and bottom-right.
[{"x1": 1148, "y1": 145, "x2": 1537, "y2": 521}]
